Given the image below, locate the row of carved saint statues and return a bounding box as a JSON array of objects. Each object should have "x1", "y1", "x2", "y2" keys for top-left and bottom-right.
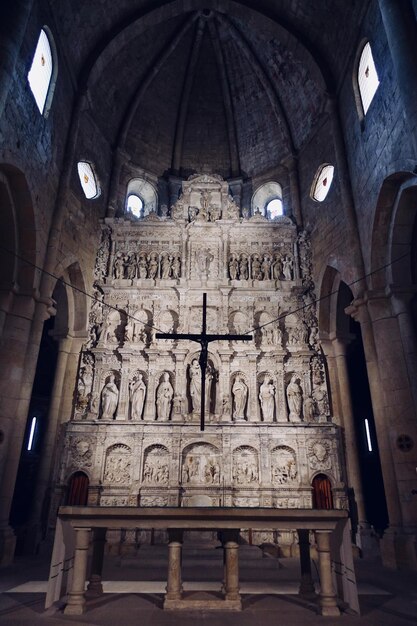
[
  {"x1": 90, "y1": 364, "x2": 329, "y2": 423},
  {"x1": 113, "y1": 250, "x2": 181, "y2": 280},
  {"x1": 228, "y1": 252, "x2": 294, "y2": 281}
]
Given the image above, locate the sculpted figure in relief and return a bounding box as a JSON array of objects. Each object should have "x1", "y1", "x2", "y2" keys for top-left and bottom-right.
[
  {"x1": 148, "y1": 252, "x2": 158, "y2": 279},
  {"x1": 239, "y1": 255, "x2": 249, "y2": 280},
  {"x1": 261, "y1": 254, "x2": 271, "y2": 280},
  {"x1": 137, "y1": 254, "x2": 148, "y2": 279},
  {"x1": 126, "y1": 252, "x2": 136, "y2": 279},
  {"x1": 259, "y1": 377, "x2": 275, "y2": 422},
  {"x1": 272, "y1": 254, "x2": 282, "y2": 279},
  {"x1": 161, "y1": 254, "x2": 172, "y2": 279},
  {"x1": 113, "y1": 252, "x2": 124, "y2": 279},
  {"x1": 156, "y1": 372, "x2": 173, "y2": 421},
  {"x1": 232, "y1": 375, "x2": 248, "y2": 419},
  {"x1": 282, "y1": 255, "x2": 294, "y2": 280},
  {"x1": 172, "y1": 255, "x2": 181, "y2": 279},
  {"x1": 101, "y1": 374, "x2": 119, "y2": 419},
  {"x1": 130, "y1": 374, "x2": 146, "y2": 420},
  {"x1": 251, "y1": 254, "x2": 262, "y2": 280},
  {"x1": 286, "y1": 375, "x2": 303, "y2": 422},
  {"x1": 228, "y1": 254, "x2": 238, "y2": 280},
  {"x1": 189, "y1": 359, "x2": 201, "y2": 413},
  {"x1": 303, "y1": 394, "x2": 315, "y2": 422}
]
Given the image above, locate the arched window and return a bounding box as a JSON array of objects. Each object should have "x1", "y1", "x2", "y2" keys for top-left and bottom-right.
[
  {"x1": 356, "y1": 41, "x2": 379, "y2": 117},
  {"x1": 126, "y1": 178, "x2": 158, "y2": 217},
  {"x1": 311, "y1": 164, "x2": 334, "y2": 202},
  {"x1": 28, "y1": 28, "x2": 57, "y2": 116},
  {"x1": 66, "y1": 471, "x2": 89, "y2": 505},
  {"x1": 127, "y1": 193, "x2": 144, "y2": 218},
  {"x1": 252, "y1": 182, "x2": 284, "y2": 219},
  {"x1": 312, "y1": 474, "x2": 334, "y2": 509},
  {"x1": 77, "y1": 161, "x2": 100, "y2": 199}
]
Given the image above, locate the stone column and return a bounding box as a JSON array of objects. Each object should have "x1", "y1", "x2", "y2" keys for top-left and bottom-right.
[
  {"x1": 164, "y1": 529, "x2": 183, "y2": 608},
  {"x1": 87, "y1": 528, "x2": 106, "y2": 597},
  {"x1": 331, "y1": 336, "x2": 367, "y2": 530},
  {"x1": 378, "y1": 0, "x2": 417, "y2": 156},
  {"x1": 0, "y1": 294, "x2": 51, "y2": 565},
  {"x1": 315, "y1": 530, "x2": 340, "y2": 616},
  {"x1": 390, "y1": 288, "x2": 417, "y2": 412},
  {"x1": 64, "y1": 527, "x2": 91, "y2": 615},
  {"x1": 25, "y1": 335, "x2": 74, "y2": 551},
  {"x1": 223, "y1": 530, "x2": 241, "y2": 607},
  {"x1": 345, "y1": 298, "x2": 403, "y2": 531},
  {"x1": 297, "y1": 529, "x2": 315, "y2": 597}
]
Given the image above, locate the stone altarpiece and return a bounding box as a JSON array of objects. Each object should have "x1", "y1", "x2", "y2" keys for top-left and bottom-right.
[{"x1": 55, "y1": 174, "x2": 347, "y2": 546}]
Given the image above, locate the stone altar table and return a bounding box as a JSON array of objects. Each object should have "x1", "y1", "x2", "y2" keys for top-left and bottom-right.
[{"x1": 46, "y1": 506, "x2": 357, "y2": 616}]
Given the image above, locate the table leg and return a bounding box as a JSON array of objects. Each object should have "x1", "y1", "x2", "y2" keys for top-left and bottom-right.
[
  {"x1": 64, "y1": 527, "x2": 91, "y2": 615},
  {"x1": 315, "y1": 530, "x2": 340, "y2": 616}
]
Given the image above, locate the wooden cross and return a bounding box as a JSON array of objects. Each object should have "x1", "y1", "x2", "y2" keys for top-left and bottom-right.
[{"x1": 156, "y1": 293, "x2": 252, "y2": 431}]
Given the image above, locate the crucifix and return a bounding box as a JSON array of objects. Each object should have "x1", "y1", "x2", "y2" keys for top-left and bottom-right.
[{"x1": 156, "y1": 293, "x2": 253, "y2": 431}]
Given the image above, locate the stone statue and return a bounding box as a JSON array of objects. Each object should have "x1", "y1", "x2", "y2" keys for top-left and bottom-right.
[
  {"x1": 228, "y1": 254, "x2": 238, "y2": 280},
  {"x1": 261, "y1": 255, "x2": 271, "y2": 280},
  {"x1": 251, "y1": 254, "x2": 262, "y2": 280},
  {"x1": 113, "y1": 252, "x2": 124, "y2": 279},
  {"x1": 137, "y1": 254, "x2": 148, "y2": 279},
  {"x1": 126, "y1": 252, "x2": 137, "y2": 279},
  {"x1": 272, "y1": 254, "x2": 282, "y2": 279},
  {"x1": 148, "y1": 252, "x2": 158, "y2": 279},
  {"x1": 303, "y1": 394, "x2": 315, "y2": 422},
  {"x1": 101, "y1": 374, "x2": 119, "y2": 419},
  {"x1": 259, "y1": 377, "x2": 275, "y2": 422},
  {"x1": 286, "y1": 375, "x2": 303, "y2": 421},
  {"x1": 124, "y1": 318, "x2": 134, "y2": 342},
  {"x1": 172, "y1": 255, "x2": 181, "y2": 279},
  {"x1": 232, "y1": 375, "x2": 248, "y2": 419},
  {"x1": 189, "y1": 358, "x2": 201, "y2": 413},
  {"x1": 196, "y1": 249, "x2": 213, "y2": 276},
  {"x1": 222, "y1": 394, "x2": 231, "y2": 415},
  {"x1": 282, "y1": 254, "x2": 293, "y2": 280},
  {"x1": 161, "y1": 254, "x2": 171, "y2": 279},
  {"x1": 156, "y1": 372, "x2": 173, "y2": 421},
  {"x1": 130, "y1": 374, "x2": 146, "y2": 420},
  {"x1": 239, "y1": 255, "x2": 249, "y2": 280}
]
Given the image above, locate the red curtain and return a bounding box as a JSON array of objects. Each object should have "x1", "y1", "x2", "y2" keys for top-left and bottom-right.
[
  {"x1": 312, "y1": 474, "x2": 334, "y2": 509},
  {"x1": 66, "y1": 472, "x2": 89, "y2": 505}
]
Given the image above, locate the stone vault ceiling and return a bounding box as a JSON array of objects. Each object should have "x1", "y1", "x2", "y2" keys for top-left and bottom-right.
[{"x1": 50, "y1": 0, "x2": 367, "y2": 179}]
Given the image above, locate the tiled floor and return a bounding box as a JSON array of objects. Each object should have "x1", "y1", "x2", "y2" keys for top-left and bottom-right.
[{"x1": 0, "y1": 544, "x2": 417, "y2": 625}]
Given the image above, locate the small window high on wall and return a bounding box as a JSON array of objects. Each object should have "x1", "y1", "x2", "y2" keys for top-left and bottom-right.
[
  {"x1": 251, "y1": 181, "x2": 284, "y2": 219},
  {"x1": 28, "y1": 28, "x2": 56, "y2": 115},
  {"x1": 357, "y1": 41, "x2": 379, "y2": 116},
  {"x1": 77, "y1": 161, "x2": 100, "y2": 199},
  {"x1": 127, "y1": 194, "x2": 144, "y2": 218},
  {"x1": 311, "y1": 164, "x2": 334, "y2": 202}
]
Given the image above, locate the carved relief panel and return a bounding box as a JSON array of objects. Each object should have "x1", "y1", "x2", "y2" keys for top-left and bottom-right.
[
  {"x1": 232, "y1": 445, "x2": 259, "y2": 485},
  {"x1": 142, "y1": 444, "x2": 170, "y2": 485},
  {"x1": 103, "y1": 444, "x2": 132, "y2": 484},
  {"x1": 271, "y1": 446, "x2": 298, "y2": 485},
  {"x1": 181, "y1": 443, "x2": 221, "y2": 485}
]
